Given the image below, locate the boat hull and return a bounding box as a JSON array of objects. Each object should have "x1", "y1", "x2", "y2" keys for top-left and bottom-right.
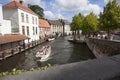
[
  {"x1": 47, "y1": 38, "x2": 55, "y2": 41},
  {"x1": 35, "y1": 46, "x2": 51, "y2": 62}
]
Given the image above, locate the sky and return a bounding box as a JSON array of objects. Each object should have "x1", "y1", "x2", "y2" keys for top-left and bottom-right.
[{"x1": 0, "y1": 0, "x2": 120, "y2": 21}]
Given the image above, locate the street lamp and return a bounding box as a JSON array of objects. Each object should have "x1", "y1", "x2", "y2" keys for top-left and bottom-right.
[{"x1": 61, "y1": 19, "x2": 65, "y2": 36}]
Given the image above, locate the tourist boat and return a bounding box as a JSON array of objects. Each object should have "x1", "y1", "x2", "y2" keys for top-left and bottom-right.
[
  {"x1": 35, "y1": 45, "x2": 51, "y2": 61},
  {"x1": 47, "y1": 37, "x2": 55, "y2": 41}
]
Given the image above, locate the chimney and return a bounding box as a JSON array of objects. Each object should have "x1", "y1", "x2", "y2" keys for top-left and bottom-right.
[
  {"x1": 19, "y1": 0, "x2": 24, "y2": 4},
  {"x1": 28, "y1": 4, "x2": 31, "y2": 7}
]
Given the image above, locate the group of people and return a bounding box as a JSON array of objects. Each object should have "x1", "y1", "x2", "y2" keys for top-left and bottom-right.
[
  {"x1": 89, "y1": 33, "x2": 108, "y2": 39},
  {"x1": 38, "y1": 45, "x2": 51, "y2": 55},
  {"x1": 96, "y1": 34, "x2": 108, "y2": 39}
]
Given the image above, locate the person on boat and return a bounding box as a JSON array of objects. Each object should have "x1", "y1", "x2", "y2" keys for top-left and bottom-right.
[
  {"x1": 37, "y1": 46, "x2": 45, "y2": 55},
  {"x1": 44, "y1": 45, "x2": 51, "y2": 55},
  {"x1": 40, "y1": 45, "x2": 51, "y2": 55},
  {"x1": 44, "y1": 45, "x2": 48, "y2": 55}
]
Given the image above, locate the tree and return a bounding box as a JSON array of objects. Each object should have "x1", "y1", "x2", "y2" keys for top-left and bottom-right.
[
  {"x1": 70, "y1": 13, "x2": 84, "y2": 40},
  {"x1": 83, "y1": 12, "x2": 99, "y2": 36},
  {"x1": 99, "y1": 0, "x2": 120, "y2": 38},
  {"x1": 29, "y1": 5, "x2": 44, "y2": 19}
]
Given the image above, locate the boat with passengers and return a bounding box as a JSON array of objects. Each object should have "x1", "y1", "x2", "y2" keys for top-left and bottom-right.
[{"x1": 35, "y1": 45, "x2": 51, "y2": 61}]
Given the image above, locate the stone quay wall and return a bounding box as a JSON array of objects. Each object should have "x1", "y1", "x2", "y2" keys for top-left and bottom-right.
[{"x1": 86, "y1": 38, "x2": 120, "y2": 58}]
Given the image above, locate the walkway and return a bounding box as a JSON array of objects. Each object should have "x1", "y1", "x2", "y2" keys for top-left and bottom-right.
[{"x1": 1, "y1": 55, "x2": 120, "y2": 80}]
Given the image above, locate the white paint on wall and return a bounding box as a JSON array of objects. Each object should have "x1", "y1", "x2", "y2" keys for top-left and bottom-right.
[
  {"x1": 1, "y1": 20, "x2": 11, "y2": 34},
  {"x1": 3, "y1": 5, "x2": 39, "y2": 42},
  {"x1": 0, "y1": 4, "x2": 11, "y2": 35},
  {"x1": 0, "y1": 4, "x2": 3, "y2": 27},
  {"x1": 18, "y1": 9, "x2": 39, "y2": 42},
  {"x1": 65, "y1": 24, "x2": 72, "y2": 35}
]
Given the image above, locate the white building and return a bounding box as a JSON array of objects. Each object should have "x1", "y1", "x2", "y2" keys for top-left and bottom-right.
[
  {"x1": 0, "y1": 4, "x2": 11, "y2": 35},
  {"x1": 3, "y1": 0, "x2": 39, "y2": 42},
  {"x1": 64, "y1": 20, "x2": 72, "y2": 35},
  {"x1": 48, "y1": 19, "x2": 72, "y2": 36},
  {"x1": 48, "y1": 20, "x2": 63, "y2": 36}
]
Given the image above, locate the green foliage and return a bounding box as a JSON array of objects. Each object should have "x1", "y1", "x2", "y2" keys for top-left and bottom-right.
[
  {"x1": 70, "y1": 13, "x2": 84, "y2": 31},
  {"x1": 0, "y1": 69, "x2": 25, "y2": 77},
  {"x1": 0, "y1": 63, "x2": 53, "y2": 77},
  {"x1": 70, "y1": 13, "x2": 84, "y2": 39},
  {"x1": 29, "y1": 5, "x2": 44, "y2": 19},
  {"x1": 30, "y1": 68, "x2": 35, "y2": 71},
  {"x1": 83, "y1": 12, "x2": 99, "y2": 32},
  {"x1": 99, "y1": 0, "x2": 120, "y2": 31},
  {"x1": 71, "y1": 12, "x2": 98, "y2": 33}
]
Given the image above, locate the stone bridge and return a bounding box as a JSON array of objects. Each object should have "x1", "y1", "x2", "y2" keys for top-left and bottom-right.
[{"x1": 0, "y1": 54, "x2": 120, "y2": 80}]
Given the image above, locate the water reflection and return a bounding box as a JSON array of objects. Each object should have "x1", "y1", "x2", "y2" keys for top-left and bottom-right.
[{"x1": 0, "y1": 37, "x2": 95, "y2": 72}]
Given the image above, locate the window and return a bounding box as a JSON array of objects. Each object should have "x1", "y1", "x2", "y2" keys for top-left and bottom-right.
[
  {"x1": 21, "y1": 13, "x2": 24, "y2": 22},
  {"x1": 36, "y1": 18, "x2": 37, "y2": 24},
  {"x1": 27, "y1": 26, "x2": 29, "y2": 35},
  {"x1": 36, "y1": 27, "x2": 38, "y2": 34},
  {"x1": 22, "y1": 26, "x2": 25, "y2": 35},
  {"x1": 32, "y1": 17, "x2": 34, "y2": 24},
  {"x1": 26, "y1": 15, "x2": 29, "y2": 23},
  {"x1": 33, "y1": 27, "x2": 35, "y2": 35}
]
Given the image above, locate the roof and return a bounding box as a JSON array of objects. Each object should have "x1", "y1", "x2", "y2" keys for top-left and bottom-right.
[
  {"x1": 39, "y1": 19, "x2": 50, "y2": 28},
  {"x1": 0, "y1": 34, "x2": 29, "y2": 45},
  {"x1": 3, "y1": 1, "x2": 36, "y2": 15},
  {"x1": 48, "y1": 19, "x2": 70, "y2": 25},
  {"x1": 48, "y1": 20, "x2": 62, "y2": 25},
  {"x1": 64, "y1": 20, "x2": 71, "y2": 25}
]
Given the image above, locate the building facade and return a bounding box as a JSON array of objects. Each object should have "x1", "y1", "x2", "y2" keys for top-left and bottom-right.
[
  {"x1": 0, "y1": 4, "x2": 11, "y2": 35},
  {"x1": 3, "y1": 1, "x2": 39, "y2": 42},
  {"x1": 48, "y1": 19, "x2": 71, "y2": 36},
  {"x1": 48, "y1": 20, "x2": 63, "y2": 36},
  {"x1": 39, "y1": 19, "x2": 51, "y2": 39},
  {"x1": 64, "y1": 20, "x2": 72, "y2": 35}
]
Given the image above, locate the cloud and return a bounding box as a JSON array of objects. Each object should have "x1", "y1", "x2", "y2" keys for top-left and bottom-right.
[
  {"x1": 50, "y1": 0, "x2": 102, "y2": 16},
  {"x1": 104, "y1": 0, "x2": 110, "y2": 4},
  {"x1": 44, "y1": 11, "x2": 54, "y2": 19},
  {"x1": 44, "y1": 11, "x2": 66, "y2": 20},
  {"x1": 15, "y1": 0, "x2": 103, "y2": 21},
  {"x1": 24, "y1": 0, "x2": 41, "y2": 4},
  {"x1": 16, "y1": 0, "x2": 45, "y2": 8}
]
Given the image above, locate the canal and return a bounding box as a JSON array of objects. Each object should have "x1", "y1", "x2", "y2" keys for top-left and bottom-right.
[{"x1": 0, "y1": 37, "x2": 95, "y2": 72}]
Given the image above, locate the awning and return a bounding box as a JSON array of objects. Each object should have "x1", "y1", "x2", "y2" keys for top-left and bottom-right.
[{"x1": 0, "y1": 34, "x2": 29, "y2": 45}]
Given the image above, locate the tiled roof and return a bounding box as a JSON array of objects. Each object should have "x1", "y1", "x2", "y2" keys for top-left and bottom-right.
[
  {"x1": 0, "y1": 34, "x2": 29, "y2": 45},
  {"x1": 48, "y1": 19, "x2": 70, "y2": 25},
  {"x1": 64, "y1": 20, "x2": 71, "y2": 25},
  {"x1": 39, "y1": 19, "x2": 50, "y2": 28},
  {"x1": 48, "y1": 20, "x2": 62, "y2": 25},
  {"x1": 3, "y1": 1, "x2": 36, "y2": 15}
]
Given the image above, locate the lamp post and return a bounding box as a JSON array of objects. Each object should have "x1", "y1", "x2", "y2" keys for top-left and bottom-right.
[{"x1": 61, "y1": 19, "x2": 65, "y2": 36}]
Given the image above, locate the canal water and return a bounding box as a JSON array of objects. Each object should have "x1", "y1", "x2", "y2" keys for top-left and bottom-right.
[{"x1": 0, "y1": 37, "x2": 95, "y2": 72}]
